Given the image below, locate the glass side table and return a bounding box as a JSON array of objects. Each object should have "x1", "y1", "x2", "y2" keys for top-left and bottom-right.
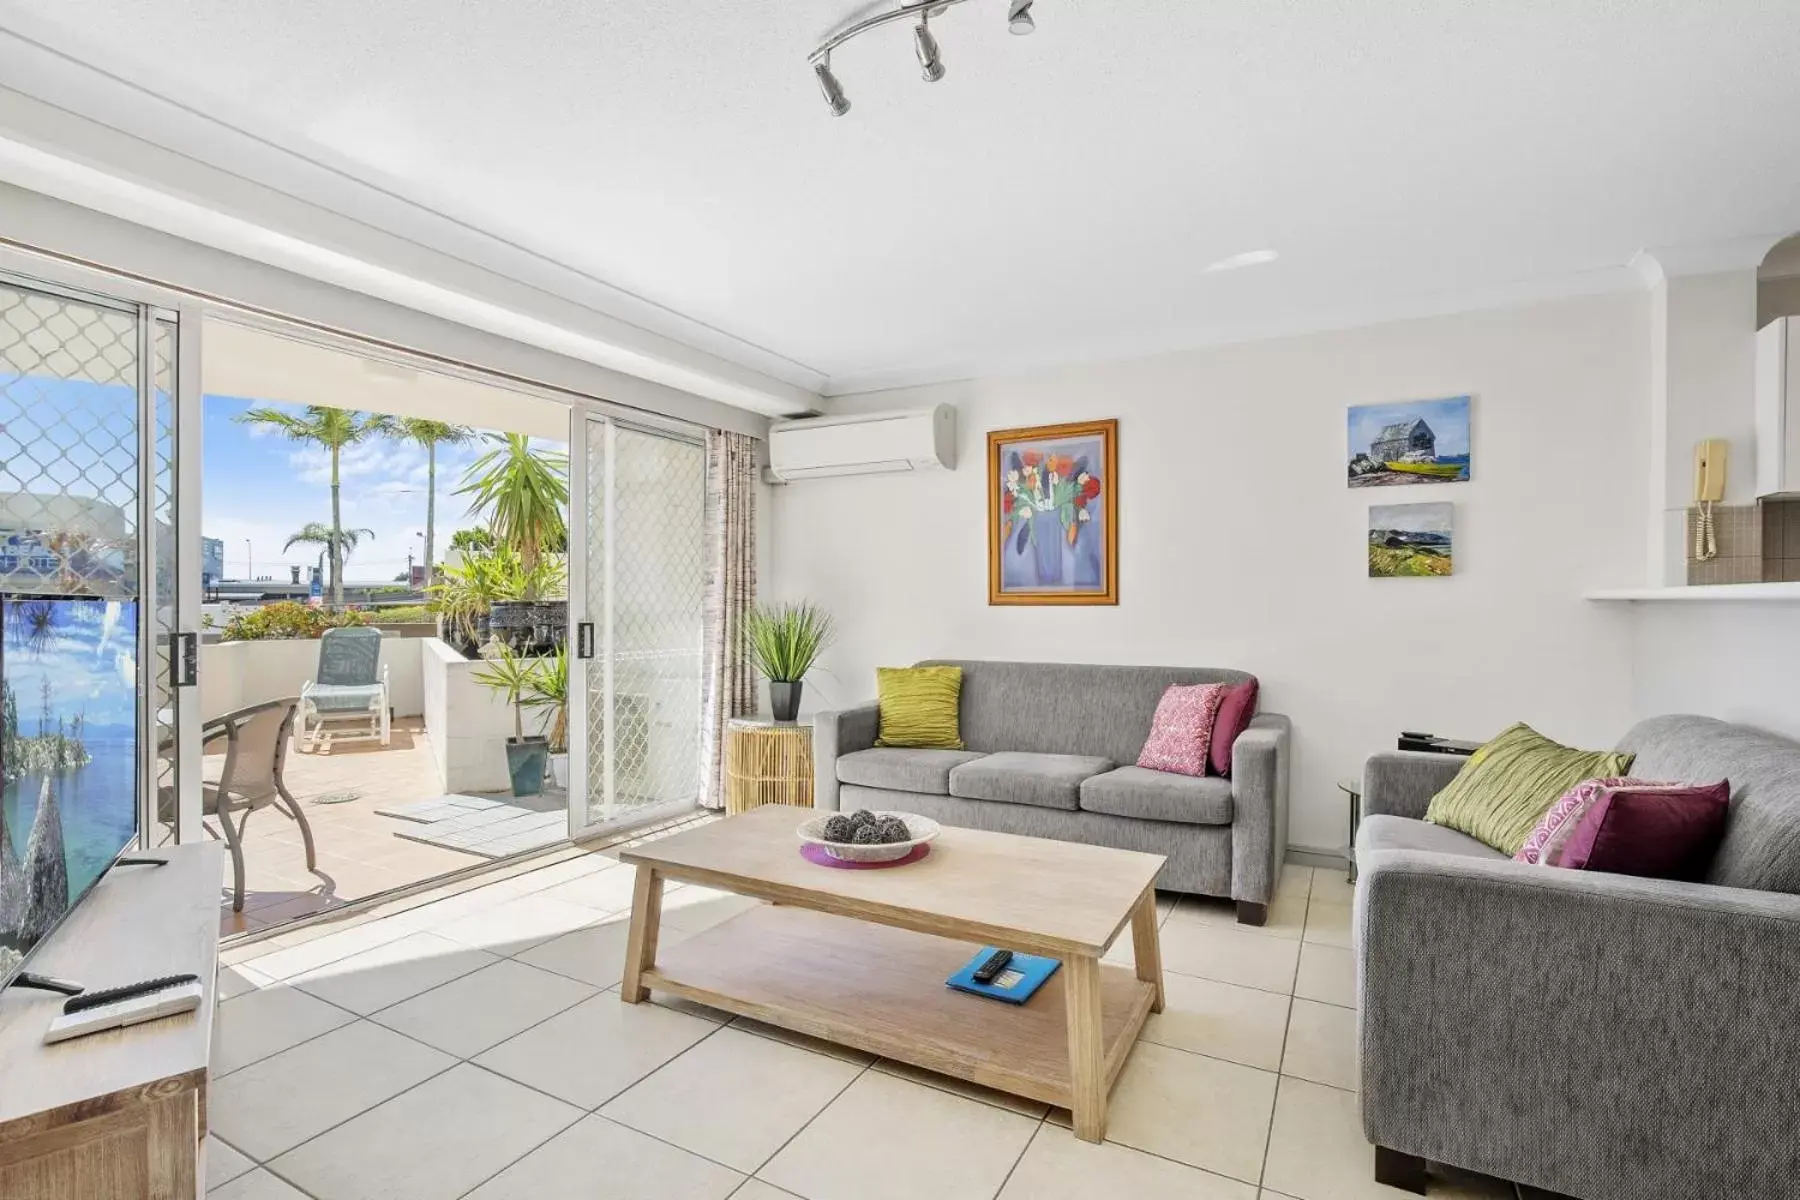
[{"x1": 1338, "y1": 776, "x2": 1362, "y2": 883}]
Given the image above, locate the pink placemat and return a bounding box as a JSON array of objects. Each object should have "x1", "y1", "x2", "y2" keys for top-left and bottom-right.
[{"x1": 799, "y1": 842, "x2": 932, "y2": 869}]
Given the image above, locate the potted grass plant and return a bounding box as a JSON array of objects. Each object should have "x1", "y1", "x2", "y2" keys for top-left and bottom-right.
[
  {"x1": 523, "y1": 644, "x2": 570, "y2": 789},
  {"x1": 743, "y1": 601, "x2": 833, "y2": 723},
  {"x1": 472, "y1": 646, "x2": 551, "y2": 796}
]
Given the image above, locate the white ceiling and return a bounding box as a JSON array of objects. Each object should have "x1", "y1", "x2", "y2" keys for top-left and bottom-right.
[{"x1": 5, "y1": 1, "x2": 1800, "y2": 396}]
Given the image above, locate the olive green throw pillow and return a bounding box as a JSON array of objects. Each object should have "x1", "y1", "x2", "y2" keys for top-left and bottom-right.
[
  {"x1": 875, "y1": 666, "x2": 965, "y2": 749},
  {"x1": 1425, "y1": 723, "x2": 1635, "y2": 855}
]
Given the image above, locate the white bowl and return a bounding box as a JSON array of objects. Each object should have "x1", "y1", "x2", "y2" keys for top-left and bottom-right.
[{"x1": 798, "y1": 810, "x2": 941, "y2": 863}]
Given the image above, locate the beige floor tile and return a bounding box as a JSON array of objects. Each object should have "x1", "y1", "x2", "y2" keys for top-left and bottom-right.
[
  {"x1": 1263, "y1": 1076, "x2": 1410, "y2": 1200},
  {"x1": 212, "y1": 985, "x2": 355, "y2": 1076},
  {"x1": 464, "y1": 1113, "x2": 744, "y2": 1200},
  {"x1": 871, "y1": 1057, "x2": 1050, "y2": 1118},
  {"x1": 999, "y1": 1125, "x2": 1256, "y2": 1199},
  {"x1": 428, "y1": 892, "x2": 609, "y2": 955},
  {"x1": 1281, "y1": 998, "x2": 1358, "y2": 1091},
  {"x1": 1294, "y1": 943, "x2": 1357, "y2": 1010},
  {"x1": 1097, "y1": 1041, "x2": 1277, "y2": 1182},
  {"x1": 602, "y1": 1026, "x2": 862, "y2": 1172},
  {"x1": 660, "y1": 887, "x2": 765, "y2": 933},
  {"x1": 208, "y1": 1168, "x2": 311, "y2": 1199},
  {"x1": 237, "y1": 916, "x2": 420, "y2": 982},
  {"x1": 729, "y1": 1016, "x2": 876, "y2": 1066},
  {"x1": 271, "y1": 1063, "x2": 583, "y2": 1200},
  {"x1": 1156, "y1": 919, "x2": 1301, "y2": 994},
  {"x1": 735, "y1": 1183, "x2": 804, "y2": 1200},
  {"x1": 1275, "y1": 866, "x2": 1314, "y2": 899},
  {"x1": 216, "y1": 962, "x2": 275, "y2": 1001},
  {"x1": 533, "y1": 862, "x2": 643, "y2": 912},
  {"x1": 515, "y1": 913, "x2": 690, "y2": 987},
  {"x1": 1304, "y1": 901, "x2": 1353, "y2": 950},
  {"x1": 1141, "y1": 971, "x2": 1291, "y2": 1071},
  {"x1": 475, "y1": 993, "x2": 719, "y2": 1108},
  {"x1": 760, "y1": 1069, "x2": 1038, "y2": 1200},
  {"x1": 204, "y1": 1135, "x2": 255, "y2": 1192},
  {"x1": 210, "y1": 1020, "x2": 456, "y2": 1160},
  {"x1": 1310, "y1": 870, "x2": 1358, "y2": 906},
  {"x1": 289, "y1": 930, "x2": 500, "y2": 1014},
  {"x1": 371, "y1": 958, "x2": 595, "y2": 1057},
  {"x1": 1169, "y1": 892, "x2": 1307, "y2": 939},
  {"x1": 505, "y1": 851, "x2": 621, "y2": 892}
]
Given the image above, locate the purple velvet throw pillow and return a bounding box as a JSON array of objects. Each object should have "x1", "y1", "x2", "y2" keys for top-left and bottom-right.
[
  {"x1": 1556, "y1": 780, "x2": 1730, "y2": 881},
  {"x1": 1209, "y1": 678, "x2": 1260, "y2": 778}
]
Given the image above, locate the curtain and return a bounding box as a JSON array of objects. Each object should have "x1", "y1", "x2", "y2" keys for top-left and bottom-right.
[{"x1": 698, "y1": 430, "x2": 758, "y2": 809}]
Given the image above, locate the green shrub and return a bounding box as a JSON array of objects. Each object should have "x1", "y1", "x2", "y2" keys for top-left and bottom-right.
[
  {"x1": 219, "y1": 602, "x2": 369, "y2": 641},
  {"x1": 368, "y1": 604, "x2": 434, "y2": 624}
]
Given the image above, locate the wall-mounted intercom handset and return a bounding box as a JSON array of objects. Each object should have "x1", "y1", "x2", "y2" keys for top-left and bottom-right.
[{"x1": 1692, "y1": 438, "x2": 1728, "y2": 562}]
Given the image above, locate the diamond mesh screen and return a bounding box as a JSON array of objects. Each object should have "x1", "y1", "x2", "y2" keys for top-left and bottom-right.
[
  {"x1": 151, "y1": 318, "x2": 178, "y2": 846},
  {"x1": 584, "y1": 424, "x2": 706, "y2": 826}
]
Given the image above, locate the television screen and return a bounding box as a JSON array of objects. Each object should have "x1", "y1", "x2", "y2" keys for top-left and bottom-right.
[{"x1": 0, "y1": 595, "x2": 140, "y2": 989}]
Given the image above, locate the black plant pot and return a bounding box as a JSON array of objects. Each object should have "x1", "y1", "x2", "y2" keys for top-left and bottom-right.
[{"x1": 768, "y1": 680, "x2": 802, "y2": 723}]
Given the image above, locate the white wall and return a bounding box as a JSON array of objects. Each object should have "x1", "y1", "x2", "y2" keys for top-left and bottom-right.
[
  {"x1": 1629, "y1": 604, "x2": 1800, "y2": 741},
  {"x1": 770, "y1": 293, "x2": 1649, "y2": 853},
  {"x1": 199, "y1": 635, "x2": 424, "y2": 723}
]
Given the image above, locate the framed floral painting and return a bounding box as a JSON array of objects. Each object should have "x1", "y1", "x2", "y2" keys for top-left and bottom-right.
[{"x1": 988, "y1": 418, "x2": 1118, "y2": 605}]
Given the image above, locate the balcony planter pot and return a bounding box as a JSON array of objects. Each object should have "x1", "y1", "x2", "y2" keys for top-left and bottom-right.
[
  {"x1": 505, "y1": 736, "x2": 550, "y2": 797},
  {"x1": 549, "y1": 751, "x2": 569, "y2": 790},
  {"x1": 768, "y1": 680, "x2": 803, "y2": 723}
]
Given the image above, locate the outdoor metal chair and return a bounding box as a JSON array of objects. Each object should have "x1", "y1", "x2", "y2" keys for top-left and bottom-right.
[
  {"x1": 166, "y1": 697, "x2": 318, "y2": 912},
  {"x1": 299, "y1": 626, "x2": 391, "y2": 751}
]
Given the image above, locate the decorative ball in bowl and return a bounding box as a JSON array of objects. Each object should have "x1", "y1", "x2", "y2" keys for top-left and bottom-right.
[{"x1": 797, "y1": 809, "x2": 940, "y2": 864}]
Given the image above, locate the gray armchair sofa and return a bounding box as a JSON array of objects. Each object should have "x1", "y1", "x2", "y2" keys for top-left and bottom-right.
[
  {"x1": 814, "y1": 660, "x2": 1291, "y2": 923},
  {"x1": 1356, "y1": 715, "x2": 1800, "y2": 1200}
]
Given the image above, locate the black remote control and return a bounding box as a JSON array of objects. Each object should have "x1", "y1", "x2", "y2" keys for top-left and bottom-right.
[
  {"x1": 972, "y1": 950, "x2": 1013, "y2": 985},
  {"x1": 63, "y1": 974, "x2": 201, "y2": 1015}
]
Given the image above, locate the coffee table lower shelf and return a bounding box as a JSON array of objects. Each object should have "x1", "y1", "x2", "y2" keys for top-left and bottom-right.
[{"x1": 638, "y1": 903, "x2": 1156, "y2": 1113}]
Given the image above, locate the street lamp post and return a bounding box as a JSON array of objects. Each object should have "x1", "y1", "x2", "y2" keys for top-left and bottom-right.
[{"x1": 244, "y1": 538, "x2": 253, "y2": 582}]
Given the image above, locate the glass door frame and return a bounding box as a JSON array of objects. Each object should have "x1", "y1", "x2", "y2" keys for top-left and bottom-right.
[{"x1": 0, "y1": 248, "x2": 205, "y2": 849}]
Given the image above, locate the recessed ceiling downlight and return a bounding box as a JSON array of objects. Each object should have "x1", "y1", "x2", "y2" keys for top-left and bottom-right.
[{"x1": 1203, "y1": 249, "x2": 1280, "y2": 273}]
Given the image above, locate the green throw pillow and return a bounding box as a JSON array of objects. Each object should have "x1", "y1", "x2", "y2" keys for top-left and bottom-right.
[
  {"x1": 875, "y1": 666, "x2": 965, "y2": 749},
  {"x1": 1425, "y1": 723, "x2": 1635, "y2": 855}
]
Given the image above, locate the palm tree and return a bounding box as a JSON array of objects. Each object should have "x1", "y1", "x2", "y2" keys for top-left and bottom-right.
[
  {"x1": 383, "y1": 418, "x2": 474, "y2": 582},
  {"x1": 455, "y1": 434, "x2": 569, "y2": 599},
  {"x1": 284, "y1": 523, "x2": 374, "y2": 597},
  {"x1": 236, "y1": 405, "x2": 389, "y2": 605}
]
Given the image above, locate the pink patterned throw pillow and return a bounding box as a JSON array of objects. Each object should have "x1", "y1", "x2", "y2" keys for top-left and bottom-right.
[
  {"x1": 1137, "y1": 684, "x2": 1229, "y2": 778},
  {"x1": 1515, "y1": 777, "x2": 1650, "y2": 866}
]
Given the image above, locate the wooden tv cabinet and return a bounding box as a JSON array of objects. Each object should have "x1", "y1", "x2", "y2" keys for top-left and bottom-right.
[{"x1": 0, "y1": 841, "x2": 222, "y2": 1200}]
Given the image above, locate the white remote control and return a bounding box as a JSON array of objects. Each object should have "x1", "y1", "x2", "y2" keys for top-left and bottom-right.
[{"x1": 44, "y1": 981, "x2": 204, "y2": 1045}]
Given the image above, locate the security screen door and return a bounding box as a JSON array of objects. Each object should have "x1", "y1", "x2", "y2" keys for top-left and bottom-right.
[{"x1": 568, "y1": 413, "x2": 707, "y2": 837}]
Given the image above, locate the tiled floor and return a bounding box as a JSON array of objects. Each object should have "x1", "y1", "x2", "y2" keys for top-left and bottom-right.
[
  {"x1": 217, "y1": 718, "x2": 562, "y2": 938},
  {"x1": 207, "y1": 857, "x2": 1538, "y2": 1200}
]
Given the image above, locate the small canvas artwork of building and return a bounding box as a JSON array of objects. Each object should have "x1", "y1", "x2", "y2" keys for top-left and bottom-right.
[
  {"x1": 1368, "y1": 502, "x2": 1454, "y2": 577},
  {"x1": 1348, "y1": 396, "x2": 1472, "y2": 487}
]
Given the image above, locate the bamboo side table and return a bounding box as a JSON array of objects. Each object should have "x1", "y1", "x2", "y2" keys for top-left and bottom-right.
[{"x1": 725, "y1": 717, "x2": 815, "y2": 815}]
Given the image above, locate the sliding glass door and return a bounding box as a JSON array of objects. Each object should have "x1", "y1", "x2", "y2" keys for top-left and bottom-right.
[{"x1": 569, "y1": 414, "x2": 707, "y2": 837}]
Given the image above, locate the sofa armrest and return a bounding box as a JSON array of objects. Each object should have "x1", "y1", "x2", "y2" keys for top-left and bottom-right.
[
  {"x1": 1229, "y1": 712, "x2": 1291, "y2": 906},
  {"x1": 812, "y1": 701, "x2": 880, "y2": 812},
  {"x1": 1358, "y1": 848, "x2": 1800, "y2": 1198},
  {"x1": 1360, "y1": 750, "x2": 1462, "y2": 820}
]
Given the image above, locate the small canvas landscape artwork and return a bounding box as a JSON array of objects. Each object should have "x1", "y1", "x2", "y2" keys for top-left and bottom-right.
[
  {"x1": 1369, "y1": 503, "x2": 1454, "y2": 577},
  {"x1": 988, "y1": 419, "x2": 1117, "y2": 605},
  {"x1": 1348, "y1": 395, "x2": 1471, "y2": 487}
]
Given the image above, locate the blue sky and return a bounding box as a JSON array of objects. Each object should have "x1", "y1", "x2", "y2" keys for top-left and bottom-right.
[
  {"x1": 206, "y1": 395, "x2": 502, "y2": 583},
  {"x1": 1347, "y1": 395, "x2": 1471, "y2": 460},
  {"x1": 3, "y1": 598, "x2": 137, "y2": 730}
]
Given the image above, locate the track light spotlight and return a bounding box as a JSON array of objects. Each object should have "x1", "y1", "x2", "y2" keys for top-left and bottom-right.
[
  {"x1": 1007, "y1": 0, "x2": 1034, "y2": 35},
  {"x1": 914, "y1": 20, "x2": 945, "y2": 82},
  {"x1": 814, "y1": 58, "x2": 851, "y2": 116}
]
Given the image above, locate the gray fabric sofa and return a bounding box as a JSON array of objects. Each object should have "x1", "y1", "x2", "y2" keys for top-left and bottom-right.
[
  {"x1": 814, "y1": 660, "x2": 1291, "y2": 922},
  {"x1": 1355, "y1": 715, "x2": 1800, "y2": 1200}
]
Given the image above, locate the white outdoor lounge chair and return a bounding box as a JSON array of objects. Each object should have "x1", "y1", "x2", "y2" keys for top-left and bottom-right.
[{"x1": 299, "y1": 625, "x2": 390, "y2": 751}]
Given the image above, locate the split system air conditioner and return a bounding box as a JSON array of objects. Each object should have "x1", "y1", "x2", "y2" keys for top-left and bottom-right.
[{"x1": 766, "y1": 404, "x2": 956, "y2": 482}]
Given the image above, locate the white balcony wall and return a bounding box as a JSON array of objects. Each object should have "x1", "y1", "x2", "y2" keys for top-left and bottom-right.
[
  {"x1": 420, "y1": 637, "x2": 533, "y2": 793},
  {"x1": 199, "y1": 635, "x2": 425, "y2": 723}
]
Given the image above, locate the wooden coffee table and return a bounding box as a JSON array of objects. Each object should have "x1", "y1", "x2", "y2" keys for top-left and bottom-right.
[{"x1": 616, "y1": 805, "x2": 1166, "y2": 1142}]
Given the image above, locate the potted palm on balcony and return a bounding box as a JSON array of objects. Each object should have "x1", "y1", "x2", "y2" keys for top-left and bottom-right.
[
  {"x1": 523, "y1": 645, "x2": 570, "y2": 789},
  {"x1": 743, "y1": 601, "x2": 833, "y2": 723},
  {"x1": 472, "y1": 646, "x2": 550, "y2": 796}
]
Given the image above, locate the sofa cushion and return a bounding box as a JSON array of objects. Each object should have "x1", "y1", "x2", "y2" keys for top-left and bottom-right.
[
  {"x1": 1080, "y1": 766, "x2": 1233, "y2": 826},
  {"x1": 1425, "y1": 723, "x2": 1635, "y2": 856},
  {"x1": 836, "y1": 748, "x2": 986, "y2": 796},
  {"x1": 1136, "y1": 683, "x2": 1229, "y2": 777},
  {"x1": 1557, "y1": 780, "x2": 1731, "y2": 880},
  {"x1": 1357, "y1": 813, "x2": 1506, "y2": 861},
  {"x1": 948, "y1": 752, "x2": 1114, "y2": 811},
  {"x1": 1210, "y1": 678, "x2": 1260, "y2": 778},
  {"x1": 874, "y1": 665, "x2": 966, "y2": 749}
]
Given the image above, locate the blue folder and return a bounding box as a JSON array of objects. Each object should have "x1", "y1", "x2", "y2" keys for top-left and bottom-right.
[{"x1": 946, "y1": 947, "x2": 1061, "y2": 1004}]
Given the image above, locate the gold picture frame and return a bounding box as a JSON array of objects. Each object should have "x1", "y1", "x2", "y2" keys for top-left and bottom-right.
[{"x1": 987, "y1": 418, "x2": 1118, "y2": 605}]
